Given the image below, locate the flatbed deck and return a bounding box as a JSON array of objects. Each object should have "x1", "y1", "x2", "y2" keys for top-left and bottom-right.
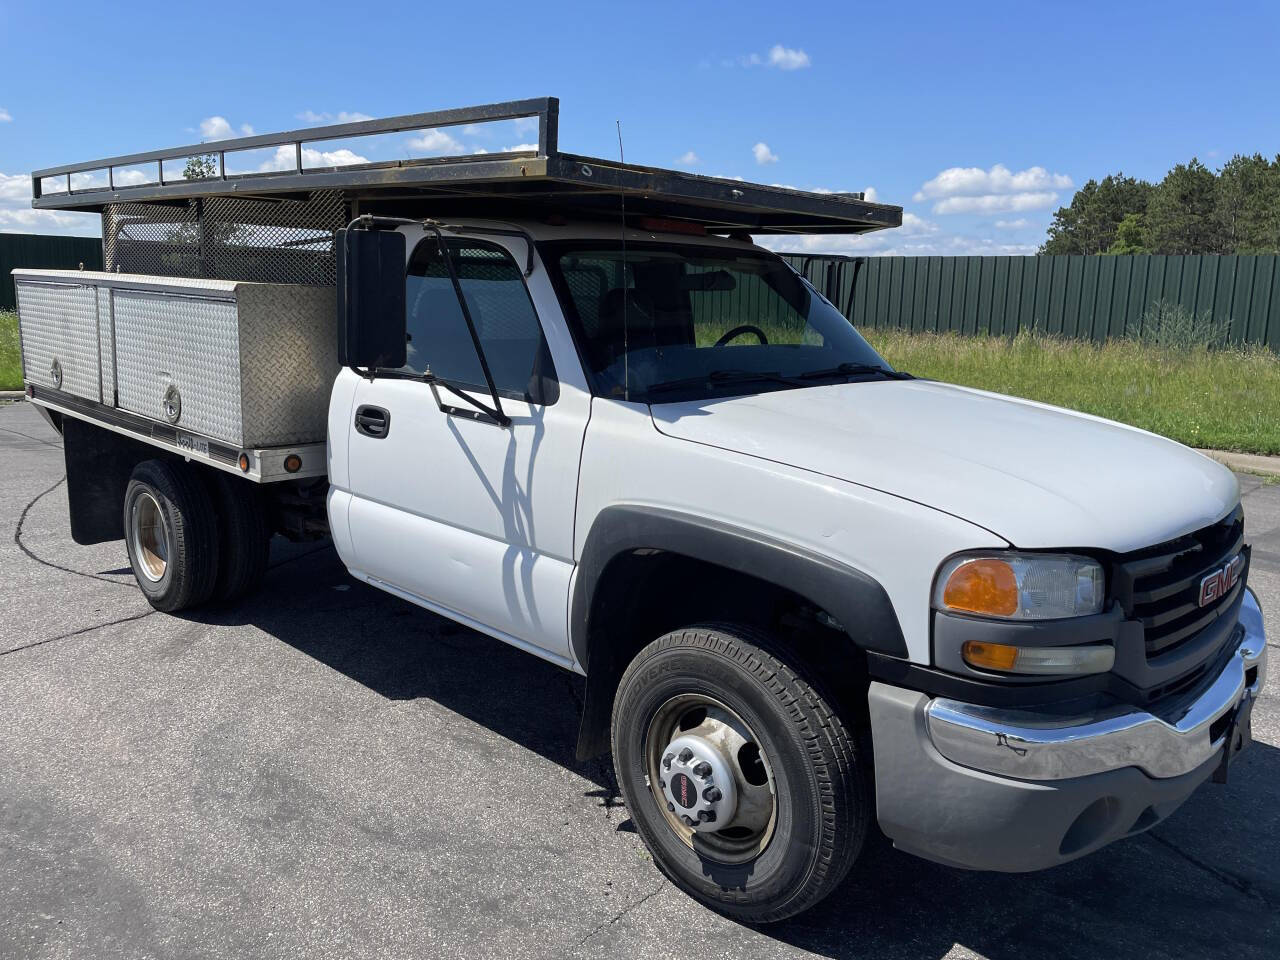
[{"x1": 30, "y1": 98, "x2": 902, "y2": 236}]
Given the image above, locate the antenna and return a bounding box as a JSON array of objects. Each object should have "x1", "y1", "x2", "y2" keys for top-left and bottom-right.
[{"x1": 617, "y1": 119, "x2": 629, "y2": 402}]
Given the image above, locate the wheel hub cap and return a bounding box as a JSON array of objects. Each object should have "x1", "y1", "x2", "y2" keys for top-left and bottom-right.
[
  {"x1": 659, "y1": 734, "x2": 738, "y2": 831},
  {"x1": 646, "y1": 696, "x2": 778, "y2": 861},
  {"x1": 132, "y1": 492, "x2": 168, "y2": 582}
]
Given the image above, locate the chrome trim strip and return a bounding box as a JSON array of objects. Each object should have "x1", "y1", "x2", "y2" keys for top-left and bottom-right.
[{"x1": 925, "y1": 588, "x2": 1266, "y2": 781}]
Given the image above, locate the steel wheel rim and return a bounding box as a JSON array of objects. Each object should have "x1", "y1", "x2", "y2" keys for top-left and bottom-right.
[
  {"x1": 131, "y1": 492, "x2": 168, "y2": 583},
  {"x1": 644, "y1": 693, "x2": 777, "y2": 864}
]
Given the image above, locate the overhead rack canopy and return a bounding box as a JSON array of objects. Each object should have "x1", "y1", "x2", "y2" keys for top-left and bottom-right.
[{"x1": 30, "y1": 97, "x2": 901, "y2": 236}]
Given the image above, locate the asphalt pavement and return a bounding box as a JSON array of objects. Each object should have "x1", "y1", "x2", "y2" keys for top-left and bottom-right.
[{"x1": 1, "y1": 399, "x2": 1278, "y2": 960}]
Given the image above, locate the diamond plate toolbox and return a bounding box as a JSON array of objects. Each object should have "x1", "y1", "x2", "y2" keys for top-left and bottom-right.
[{"x1": 13, "y1": 270, "x2": 337, "y2": 448}]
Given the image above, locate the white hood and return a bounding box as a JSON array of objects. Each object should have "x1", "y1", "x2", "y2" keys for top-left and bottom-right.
[{"x1": 650, "y1": 380, "x2": 1239, "y2": 552}]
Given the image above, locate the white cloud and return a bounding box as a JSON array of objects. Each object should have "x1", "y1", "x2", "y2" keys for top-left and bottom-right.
[
  {"x1": 914, "y1": 163, "x2": 1072, "y2": 201},
  {"x1": 503, "y1": 143, "x2": 539, "y2": 153},
  {"x1": 514, "y1": 116, "x2": 539, "y2": 134},
  {"x1": 932, "y1": 192, "x2": 1058, "y2": 215},
  {"x1": 199, "y1": 116, "x2": 254, "y2": 141},
  {"x1": 264, "y1": 145, "x2": 369, "y2": 171},
  {"x1": 297, "y1": 110, "x2": 373, "y2": 124},
  {"x1": 110, "y1": 169, "x2": 151, "y2": 186},
  {"x1": 0, "y1": 171, "x2": 100, "y2": 236},
  {"x1": 862, "y1": 186, "x2": 878, "y2": 202},
  {"x1": 735, "y1": 45, "x2": 811, "y2": 69},
  {"x1": 995, "y1": 218, "x2": 1031, "y2": 229},
  {"x1": 768, "y1": 45, "x2": 811, "y2": 70},
  {"x1": 1, "y1": 172, "x2": 30, "y2": 202},
  {"x1": 678, "y1": 151, "x2": 700, "y2": 166},
  {"x1": 0, "y1": 108, "x2": 11, "y2": 123},
  {"x1": 753, "y1": 209, "x2": 1036, "y2": 258},
  {"x1": 909, "y1": 163, "x2": 1069, "y2": 216},
  {"x1": 407, "y1": 128, "x2": 465, "y2": 155},
  {"x1": 753, "y1": 142, "x2": 779, "y2": 165}
]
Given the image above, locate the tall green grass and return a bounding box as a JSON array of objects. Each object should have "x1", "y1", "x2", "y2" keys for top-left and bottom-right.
[
  {"x1": 0, "y1": 311, "x2": 20, "y2": 391},
  {"x1": 865, "y1": 328, "x2": 1280, "y2": 455}
]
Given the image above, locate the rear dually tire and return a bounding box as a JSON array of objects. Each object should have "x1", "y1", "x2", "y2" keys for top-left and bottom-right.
[{"x1": 122, "y1": 459, "x2": 219, "y2": 612}]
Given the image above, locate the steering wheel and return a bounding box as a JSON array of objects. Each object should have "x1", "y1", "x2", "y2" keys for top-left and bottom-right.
[{"x1": 713, "y1": 324, "x2": 769, "y2": 347}]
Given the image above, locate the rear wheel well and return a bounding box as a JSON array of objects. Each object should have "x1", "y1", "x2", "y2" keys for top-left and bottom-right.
[
  {"x1": 61, "y1": 418, "x2": 327, "y2": 545},
  {"x1": 575, "y1": 549, "x2": 870, "y2": 759}
]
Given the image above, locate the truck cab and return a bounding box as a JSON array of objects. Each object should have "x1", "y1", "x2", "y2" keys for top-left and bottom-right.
[{"x1": 15, "y1": 98, "x2": 1267, "y2": 923}]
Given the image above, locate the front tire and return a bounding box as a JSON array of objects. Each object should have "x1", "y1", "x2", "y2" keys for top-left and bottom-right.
[
  {"x1": 123, "y1": 460, "x2": 219, "y2": 612},
  {"x1": 611, "y1": 625, "x2": 870, "y2": 923}
]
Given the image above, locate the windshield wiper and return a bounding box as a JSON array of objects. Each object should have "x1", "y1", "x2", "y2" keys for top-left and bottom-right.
[
  {"x1": 647, "y1": 369, "x2": 807, "y2": 395},
  {"x1": 798, "y1": 362, "x2": 914, "y2": 382}
]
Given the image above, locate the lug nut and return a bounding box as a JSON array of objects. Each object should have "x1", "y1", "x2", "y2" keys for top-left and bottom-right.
[
  {"x1": 678, "y1": 748, "x2": 693, "y2": 763},
  {"x1": 703, "y1": 786, "x2": 721, "y2": 803},
  {"x1": 662, "y1": 752, "x2": 674, "y2": 769},
  {"x1": 693, "y1": 761, "x2": 712, "y2": 778},
  {"x1": 667, "y1": 802, "x2": 675, "y2": 812},
  {"x1": 659, "y1": 778, "x2": 666, "y2": 790},
  {"x1": 681, "y1": 814, "x2": 696, "y2": 827},
  {"x1": 698, "y1": 809, "x2": 717, "y2": 823}
]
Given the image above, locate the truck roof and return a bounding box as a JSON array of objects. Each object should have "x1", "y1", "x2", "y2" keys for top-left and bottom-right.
[{"x1": 30, "y1": 97, "x2": 901, "y2": 237}]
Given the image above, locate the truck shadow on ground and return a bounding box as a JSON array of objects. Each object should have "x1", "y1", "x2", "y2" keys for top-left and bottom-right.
[{"x1": 192, "y1": 540, "x2": 1280, "y2": 960}]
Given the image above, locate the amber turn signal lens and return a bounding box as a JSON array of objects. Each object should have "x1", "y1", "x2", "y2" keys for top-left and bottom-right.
[
  {"x1": 961, "y1": 640, "x2": 1020, "y2": 671},
  {"x1": 941, "y1": 558, "x2": 1019, "y2": 617},
  {"x1": 283, "y1": 454, "x2": 302, "y2": 473},
  {"x1": 238, "y1": 453, "x2": 250, "y2": 473}
]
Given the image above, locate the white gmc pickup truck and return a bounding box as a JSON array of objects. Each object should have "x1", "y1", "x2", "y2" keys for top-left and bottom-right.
[{"x1": 16, "y1": 99, "x2": 1266, "y2": 923}]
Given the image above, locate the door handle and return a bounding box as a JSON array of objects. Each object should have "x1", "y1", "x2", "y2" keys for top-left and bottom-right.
[{"x1": 354, "y1": 405, "x2": 390, "y2": 438}]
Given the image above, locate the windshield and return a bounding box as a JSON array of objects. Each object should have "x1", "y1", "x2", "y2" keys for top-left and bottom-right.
[{"x1": 542, "y1": 241, "x2": 895, "y2": 402}]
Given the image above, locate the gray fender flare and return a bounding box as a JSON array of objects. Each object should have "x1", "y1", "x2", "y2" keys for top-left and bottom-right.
[{"x1": 571, "y1": 505, "x2": 907, "y2": 758}]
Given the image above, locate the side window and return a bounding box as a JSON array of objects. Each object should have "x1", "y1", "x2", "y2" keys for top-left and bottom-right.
[{"x1": 402, "y1": 238, "x2": 558, "y2": 404}]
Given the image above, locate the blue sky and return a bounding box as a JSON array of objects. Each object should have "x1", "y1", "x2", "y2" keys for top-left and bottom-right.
[{"x1": 2, "y1": 0, "x2": 1278, "y2": 256}]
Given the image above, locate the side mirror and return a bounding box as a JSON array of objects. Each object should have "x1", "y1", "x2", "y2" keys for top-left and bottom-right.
[{"x1": 336, "y1": 227, "x2": 407, "y2": 369}]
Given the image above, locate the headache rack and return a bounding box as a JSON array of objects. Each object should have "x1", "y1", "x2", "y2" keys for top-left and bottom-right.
[
  {"x1": 18, "y1": 98, "x2": 902, "y2": 483},
  {"x1": 31, "y1": 96, "x2": 901, "y2": 256}
]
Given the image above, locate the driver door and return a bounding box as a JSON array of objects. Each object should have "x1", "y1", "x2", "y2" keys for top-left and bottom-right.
[{"x1": 343, "y1": 229, "x2": 591, "y2": 664}]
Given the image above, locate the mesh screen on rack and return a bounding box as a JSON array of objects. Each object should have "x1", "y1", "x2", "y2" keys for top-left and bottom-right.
[{"x1": 102, "y1": 190, "x2": 349, "y2": 286}]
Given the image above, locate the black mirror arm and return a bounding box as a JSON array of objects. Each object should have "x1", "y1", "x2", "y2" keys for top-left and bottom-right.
[
  {"x1": 425, "y1": 375, "x2": 512, "y2": 427},
  {"x1": 423, "y1": 223, "x2": 511, "y2": 428}
]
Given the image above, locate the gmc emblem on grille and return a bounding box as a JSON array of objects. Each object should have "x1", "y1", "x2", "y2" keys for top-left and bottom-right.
[{"x1": 1198, "y1": 553, "x2": 1244, "y2": 607}]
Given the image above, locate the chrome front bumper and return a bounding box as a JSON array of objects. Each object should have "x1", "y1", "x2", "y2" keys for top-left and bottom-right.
[
  {"x1": 925, "y1": 588, "x2": 1267, "y2": 781},
  {"x1": 867, "y1": 588, "x2": 1267, "y2": 872}
]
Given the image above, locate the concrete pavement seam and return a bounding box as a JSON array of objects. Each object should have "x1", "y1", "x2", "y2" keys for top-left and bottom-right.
[
  {"x1": 0, "y1": 608, "x2": 157, "y2": 658},
  {"x1": 0, "y1": 424, "x2": 63, "y2": 448},
  {"x1": 13, "y1": 475, "x2": 136, "y2": 588},
  {"x1": 569, "y1": 882, "x2": 666, "y2": 951},
  {"x1": 1144, "y1": 830, "x2": 1272, "y2": 905}
]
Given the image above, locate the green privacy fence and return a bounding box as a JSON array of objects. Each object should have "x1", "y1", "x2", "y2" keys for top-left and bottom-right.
[
  {"x1": 780, "y1": 253, "x2": 1280, "y2": 349},
  {"x1": 1, "y1": 233, "x2": 103, "y2": 309}
]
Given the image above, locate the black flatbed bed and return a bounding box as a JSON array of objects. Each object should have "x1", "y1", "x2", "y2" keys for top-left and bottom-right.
[{"x1": 30, "y1": 98, "x2": 901, "y2": 236}]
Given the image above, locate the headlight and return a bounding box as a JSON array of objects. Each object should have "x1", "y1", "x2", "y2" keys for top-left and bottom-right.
[{"x1": 934, "y1": 553, "x2": 1105, "y2": 621}]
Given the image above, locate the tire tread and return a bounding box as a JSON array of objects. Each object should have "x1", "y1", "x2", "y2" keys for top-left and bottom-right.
[{"x1": 614, "y1": 623, "x2": 868, "y2": 923}]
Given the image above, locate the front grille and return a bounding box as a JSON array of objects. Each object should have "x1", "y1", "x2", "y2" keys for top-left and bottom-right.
[{"x1": 1112, "y1": 507, "x2": 1246, "y2": 658}]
